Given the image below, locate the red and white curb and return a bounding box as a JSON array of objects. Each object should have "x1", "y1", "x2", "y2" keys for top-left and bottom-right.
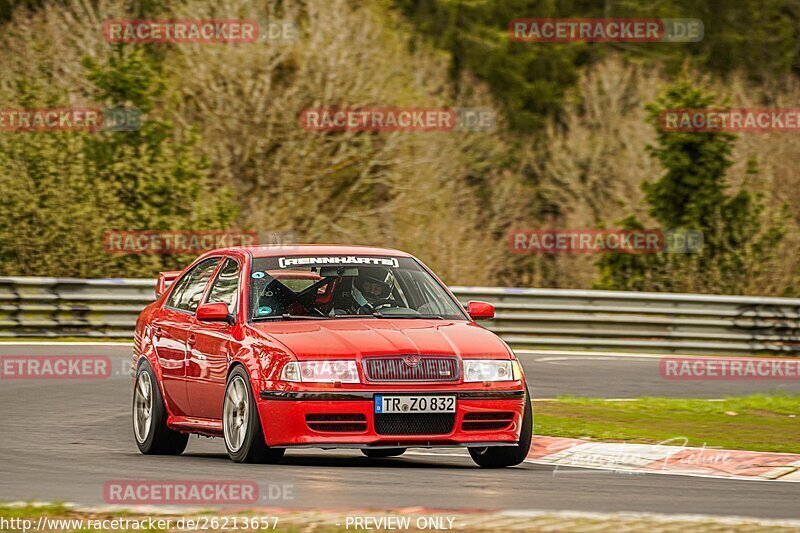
[{"x1": 527, "y1": 436, "x2": 800, "y2": 481}]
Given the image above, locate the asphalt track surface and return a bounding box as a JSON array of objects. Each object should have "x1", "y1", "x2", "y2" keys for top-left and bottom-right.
[{"x1": 0, "y1": 343, "x2": 798, "y2": 519}]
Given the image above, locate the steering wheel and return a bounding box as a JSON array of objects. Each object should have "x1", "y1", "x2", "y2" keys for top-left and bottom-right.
[{"x1": 359, "y1": 299, "x2": 399, "y2": 314}]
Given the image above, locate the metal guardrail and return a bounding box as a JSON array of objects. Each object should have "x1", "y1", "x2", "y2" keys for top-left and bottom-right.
[
  {"x1": 0, "y1": 277, "x2": 155, "y2": 339},
  {"x1": 1, "y1": 277, "x2": 799, "y2": 354}
]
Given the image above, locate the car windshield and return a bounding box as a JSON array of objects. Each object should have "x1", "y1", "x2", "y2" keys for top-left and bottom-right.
[{"x1": 248, "y1": 255, "x2": 467, "y2": 321}]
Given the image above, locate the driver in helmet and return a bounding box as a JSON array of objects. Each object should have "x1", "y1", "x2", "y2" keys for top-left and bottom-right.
[
  {"x1": 354, "y1": 272, "x2": 392, "y2": 309},
  {"x1": 332, "y1": 269, "x2": 393, "y2": 315}
]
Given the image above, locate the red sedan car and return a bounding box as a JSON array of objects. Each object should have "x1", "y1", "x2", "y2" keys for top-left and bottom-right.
[{"x1": 132, "y1": 245, "x2": 532, "y2": 467}]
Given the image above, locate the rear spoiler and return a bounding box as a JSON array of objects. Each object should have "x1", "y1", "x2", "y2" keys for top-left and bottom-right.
[{"x1": 155, "y1": 271, "x2": 182, "y2": 298}]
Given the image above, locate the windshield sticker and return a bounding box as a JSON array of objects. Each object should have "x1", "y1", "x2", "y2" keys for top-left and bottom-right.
[
  {"x1": 278, "y1": 256, "x2": 399, "y2": 268},
  {"x1": 256, "y1": 306, "x2": 272, "y2": 316},
  {"x1": 251, "y1": 271, "x2": 265, "y2": 279}
]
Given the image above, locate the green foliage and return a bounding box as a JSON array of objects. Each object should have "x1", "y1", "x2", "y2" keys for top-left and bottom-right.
[
  {"x1": 0, "y1": 130, "x2": 118, "y2": 277},
  {"x1": 0, "y1": 0, "x2": 169, "y2": 22},
  {"x1": 395, "y1": 0, "x2": 800, "y2": 132},
  {"x1": 83, "y1": 48, "x2": 234, "y2": 234},
  {"x1": 595, "y1": 81, "x2": 787, "y2": 294},
  {"x1": 394, "y1": 0, "x2": 587, "y2": 130},
  {"x1": 642, "y1": 81, "x2": 736, "y2": 230},
  {"x1": 0, "y1": 0, "x2": 797, "y2": 292},
  {"x1": 0, "y1": 47, "x2": 235, "y2": 277}
]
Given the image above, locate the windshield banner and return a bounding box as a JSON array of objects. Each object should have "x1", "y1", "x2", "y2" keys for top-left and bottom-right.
[{"x1": 278, "y1": 256, "x2": 399, "y2": 268}]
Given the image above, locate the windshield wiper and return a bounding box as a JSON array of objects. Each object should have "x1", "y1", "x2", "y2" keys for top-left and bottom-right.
[
  {"x1": 371, "y1": 312, "x2": 446, "y2": 319},
  {"x1": 253, "y1": 313, "x2": 328, "y2": 322},
  {"x1": 325, "y1": 311, "x2": 390, "y2": 319},
  {"x1": 324, "y1": 312, "x2": 448, "y2": 320}
]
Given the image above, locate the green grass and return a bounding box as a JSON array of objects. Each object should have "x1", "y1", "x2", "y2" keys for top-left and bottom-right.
[
  {"x1": 0, "y1": 503, "x2": 73, "y2": 519},
  {"x1": 534, "y1": 394, "x2": 800, "y2": 453},
  {"x1": 1, "y1": 504, "x2": 790, "y2": 532}
]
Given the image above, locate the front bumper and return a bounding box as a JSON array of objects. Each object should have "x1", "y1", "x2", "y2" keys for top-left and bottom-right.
[{"x1": 257, "y1": 389, "x2": 526, "y2": 448}]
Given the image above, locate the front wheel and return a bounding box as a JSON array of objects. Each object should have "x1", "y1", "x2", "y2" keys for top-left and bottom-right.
[
  {"x1": 469, "y1": 387, "x2": 532, "y2": 468},
  {"x1": 362, "y1": 448, "x2": 406, "y2": 458},
  {"x1": 133, "y1": 360, "x2": 189, "y2": 455},
  {"x1": 223, "y1": 366, "x2": 285, "y2": 464}
]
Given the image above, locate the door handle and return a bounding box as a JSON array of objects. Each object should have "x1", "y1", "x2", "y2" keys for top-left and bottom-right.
[{"x1": 187, "y1": 334, "x2": 197, "y2": 346}]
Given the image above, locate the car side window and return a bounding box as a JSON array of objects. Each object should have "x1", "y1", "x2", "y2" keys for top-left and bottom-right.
[
  {"x1": 205, "y1": 258, "x2": 240, "y2": 313},
  {"x1": 166, "y1": 258, "x2": 221, "y2": 313}
]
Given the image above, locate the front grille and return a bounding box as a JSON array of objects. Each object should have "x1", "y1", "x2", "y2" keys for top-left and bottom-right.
[
  {"x1": 374, "y1": 413, "x2": 456, "y2": 435},
  {"x1": 462, "y1": 412, "x2": 515, "y2": 431},
  {"x1": 364, "y1": 356, "x2": 459, "y2": 382},
  {"x1": 306, "y1": 413, "x2": 367, "y2": 433}
]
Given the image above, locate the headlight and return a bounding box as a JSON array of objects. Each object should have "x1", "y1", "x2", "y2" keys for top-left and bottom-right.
[
  {"x1": 463, "y1": 359, "x2": 516, "y2": 382},
  {"x1": 280, "y1": 360, "x2": 360, "y2": 383}
]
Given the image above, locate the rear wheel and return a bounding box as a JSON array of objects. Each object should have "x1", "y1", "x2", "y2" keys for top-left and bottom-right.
[
  {"x1": 361, "y1": 448, "x2": 406, "y2": 458},
  {"x1": 133, "y1": 360, "x2": 189, "y2": 455},
  {"x1": 223, "y1": 366, "x2": 285, "y2": 464},
  {"x1": 469, "y1": 387, "x2": 532, "y2": 468}
]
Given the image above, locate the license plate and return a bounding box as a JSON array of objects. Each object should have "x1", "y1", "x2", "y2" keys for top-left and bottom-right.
[{"x1": 374, "y1": 395, "x2": 456, "y2": 414}]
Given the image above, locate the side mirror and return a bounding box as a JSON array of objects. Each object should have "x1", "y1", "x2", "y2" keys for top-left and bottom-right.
[
  {"x1": 467, "y1": 301, "x2": 495, "y2": 321},
  {"x1": 155, "y1": 270, "x2": 181, "y2": 298},
  {"x1": 197, "y1": 302, "x2": 233, "y2": 324}
]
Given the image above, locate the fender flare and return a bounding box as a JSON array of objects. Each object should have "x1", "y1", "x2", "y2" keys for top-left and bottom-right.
[
  {"x1": 227, "y1": 345, "x2": 261, "y2": 384},
  {"x1": 134, "y1": 344, "x2": 173, "y2": 418}
]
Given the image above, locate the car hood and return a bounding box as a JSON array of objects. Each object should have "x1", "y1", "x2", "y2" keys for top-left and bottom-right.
[{"x1": 248, "y1": 319, "x2": 511, "y2": 360}]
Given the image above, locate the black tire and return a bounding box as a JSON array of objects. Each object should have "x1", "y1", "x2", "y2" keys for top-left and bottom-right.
[
  {"x1": 361, "y1": 448, "x2": 407, "y2": 458},
  {"x1": 133, "y1": 360, "x2": 189, "y2": 455},
  {"x1": 223, "y1": 366, "x2": 285, "y2": 464},
  {"x1": 469, "y1": 386, "x2": 533, "y2": 468}
]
